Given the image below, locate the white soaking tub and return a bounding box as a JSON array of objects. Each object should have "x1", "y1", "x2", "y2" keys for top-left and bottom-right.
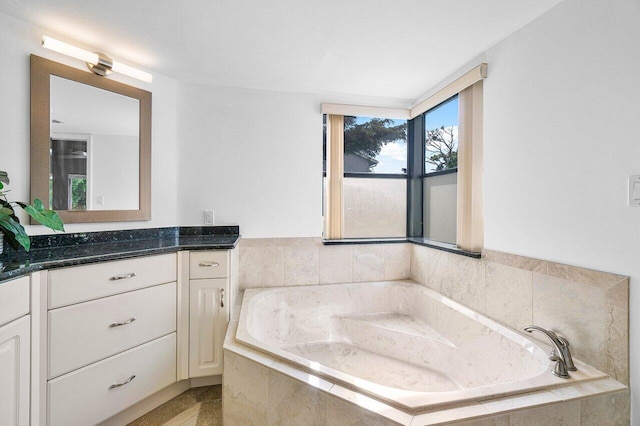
[{"x1": 235, "y1": 280, "x2": 607, "y2": 413}]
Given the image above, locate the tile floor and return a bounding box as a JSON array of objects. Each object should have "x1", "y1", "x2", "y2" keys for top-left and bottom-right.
[{"x1": 128, "y1": 385, "x2": 222, "y2": 426}]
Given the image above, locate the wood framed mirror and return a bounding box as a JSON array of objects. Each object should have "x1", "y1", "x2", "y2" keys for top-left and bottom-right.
[{"x1": 30, "y1": 54, "x2": 151, "y2": 223}]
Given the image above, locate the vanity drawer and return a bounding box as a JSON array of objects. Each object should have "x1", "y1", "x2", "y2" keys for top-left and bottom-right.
[
  {"x1": 48, "y1": 253, "x2": 177, "y2": 308},
  {"x1": 48, "y1": 282, "x2": 176, "y2": 379},
  {"x1": 189, "y1": 251, "x2": 229, "y2": 279},
  {"x1": 0, "y1": 276, "x2": 29, "y2": 327},
  {"x1": 48, "y1": 333, "x2": 176, "y2": 426}
]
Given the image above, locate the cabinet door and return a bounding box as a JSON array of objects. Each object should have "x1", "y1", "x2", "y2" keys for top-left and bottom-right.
[
  {"x1": 189, "y1": 278, "x2": 229, "y2": 377},
  {"x1": 0, "y1": 315, "x2": 30, "y2": 426}
]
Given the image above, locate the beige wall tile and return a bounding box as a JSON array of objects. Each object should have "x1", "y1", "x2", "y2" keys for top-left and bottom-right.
[
  {"x1": 481, "y1": 390, "x2": 560, "y2": 414},
  {"x1": 446, "y1": 255, "x2": 486, "y2": 314},
  {"x1": 353, "y1": 245, "x2": 386, "y2": 282},
  {"x1": 580, "y1": 390, "x2": 629, "y2": 425},
  {"x1": 238, "y1": 246, "x2": 284, "y2": 289},
  {"x1": 606, "y1": 279, "x2": 629, "y2": 311},
  {"x1": 546, "y1": 262, "x2": 625, "y2": 289},
  {"x1": 426, "y1": 249, "x2": 452, "y2": 292},
  {"x1": 319, "y1": 245, "x2": 354, "y2": 284},
  {"x1": 606, "y1": 304, "x2": 629, "y2": 385},
  {"x1": 238, "y1": 238, "x2": 279, "y2": 247},
  {"x1": 532, "y1": 273, "x2": 606, "y2": 372},
  {"x1": 485, "y1": 262, "x2": 533, "y2": 330},
  {"x1": 410, "y1": 404, "x2": 489, "y2": 425},
  {"x1": 482, "y1": 250, "x2": 547, "y2": 273},
  {"x1": 410, "y1": 245, "x2": 430, "y2": 288},
  {"x1": 329, "y1": 385, "x2": 413, "y2": 425},
  {"x1": 267, "y1": 369, "x2": 327, "y2": 426},
  {"x1": 326, "y1": 395, "x2": 397, "y2": 426},
  {"x1": 222, "y1": 351, "x2": 269, "y2": 425},
  {"x1": 509, "y1": 401, "x2": 580, "y2": 426},
  {"x1": 384, "y1": 244, "x2": 411, "y2": 280},
  {"x1": 274, "y1": 237, "x2": 323, "y2": 247},
  {"x1": 284, "y1": 245, "x2": 319, "y2": 286},
  {"x1": 448, "y1": 415, "x2": 509, "y2": 426}
]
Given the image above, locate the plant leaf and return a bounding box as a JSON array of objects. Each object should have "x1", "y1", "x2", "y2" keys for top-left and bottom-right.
[
  {"x1": 0, "y1": 214, "x2": 30, "y2": 251},
  {"x1": 21, "y1": 198, "x2": 65, "y2": 232}
]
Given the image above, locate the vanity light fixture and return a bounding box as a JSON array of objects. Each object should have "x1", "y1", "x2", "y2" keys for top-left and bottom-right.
[{"x1": 41, "y1": 36, "x2": 153, "y2": 83}]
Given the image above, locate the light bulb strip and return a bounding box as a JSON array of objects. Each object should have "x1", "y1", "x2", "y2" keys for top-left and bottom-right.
[{"x1": 41, "y1": 36, "x2": 152, "y2": 83}]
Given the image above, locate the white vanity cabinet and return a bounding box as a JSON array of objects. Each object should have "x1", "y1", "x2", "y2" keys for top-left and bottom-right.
[
  {"x1": 0, "y1": 276, "x2": 30, "y2": 426},
  {"x1": 41, "y1": 253, "x2": 178, "y2": 426},
  {"x1": 187, "y1": 251, "x2": 233, "y2": 378}
]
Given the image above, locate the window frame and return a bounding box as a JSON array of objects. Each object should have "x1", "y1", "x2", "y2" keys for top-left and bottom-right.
[
  {"x1": 407, "y1": 78, "x2": 484, "y2": 253},
  {"x1": 322, "y1": 63, "x2": 485, "y2": 252}
]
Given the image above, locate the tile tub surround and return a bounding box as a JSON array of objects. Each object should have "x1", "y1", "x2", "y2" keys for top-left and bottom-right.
[
  {"x1": 237, "y1": 238, "x2": 628, "y2": 385},
  {"x1": 223, "y1": 304, "x2": 629, "y2": 425},
  {"x1": 410, "y1": 245, "x2": 629, "y2": 386},
  {"x1": 236, "y1": 281, "x2": 608, "y2": 413},
  {"x1": 0, "y1": 225, "x2": 240, "y2": 282},
  {"x1": 238, "y1": 237, "x2": 411, "y2": 288}
]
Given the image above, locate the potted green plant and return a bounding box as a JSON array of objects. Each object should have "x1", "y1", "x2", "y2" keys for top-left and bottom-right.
[{"x1": 0, "y1": 169, "x2": 64, "y2": 253}]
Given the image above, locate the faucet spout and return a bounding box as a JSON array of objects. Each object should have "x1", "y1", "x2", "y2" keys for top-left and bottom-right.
[{"x1": 523, "y1": 325, "x2": 573, "y2": 378}]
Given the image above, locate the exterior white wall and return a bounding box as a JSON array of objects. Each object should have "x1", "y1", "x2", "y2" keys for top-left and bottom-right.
[
  {"x1": 478, "y1": 0, "x2": 640, "y2": 420},
  {"x1": 0, "y1": 12, "x2": 180, "y2": 233}
]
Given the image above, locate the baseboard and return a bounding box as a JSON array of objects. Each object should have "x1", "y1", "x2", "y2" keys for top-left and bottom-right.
[
  {"x1": 191, "y1": 375, "x2": 222, "y2": 387},
  {"x1": 97, "y1": 379, "x2": 191, "y2": 426}
]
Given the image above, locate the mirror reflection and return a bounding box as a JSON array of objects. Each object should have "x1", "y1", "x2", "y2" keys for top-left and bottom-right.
[
  {"x1": 31, "y1": 54, "x2": 151, "y2": 223},
  {"x1": 50, "y1": 75, "x2": 140, "y2": 211}
]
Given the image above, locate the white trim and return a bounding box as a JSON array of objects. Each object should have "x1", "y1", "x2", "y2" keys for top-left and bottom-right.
[
  {"x1": 30, "y1": 271, "x2": 48, "y2": 426},
  {"x1": 177, "y1": 252, "x2": 190, "y2": 381},
  {"x1": 321, "y1": 103, "x2": 410, "y2": 120},
  {"x1": 321, "y1": 64, "x2": 486, "y2": 121},
  {"x1": 191, "y1": 375, "x2": 222, "y2": 387},
  {"x1": 410, "y1": 63, "x2": 487, "y2": 119}
]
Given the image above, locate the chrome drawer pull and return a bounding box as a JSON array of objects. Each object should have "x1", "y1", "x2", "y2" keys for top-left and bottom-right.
[
  {"x1": 220, "y1": 288, "x2": 225, "y2": 308},
  {"x1": 109, "y1": 375, "x2": 136, "y2": 389},
  {"x1": 199, "y1": 262, "x2": 220, "y2": 268},
  {"x1": 109, "y1": 317, "x2": 136, "y2": 328},
  {"x1": 110, "y1": 272, "x2": 136, "y2": 281}
]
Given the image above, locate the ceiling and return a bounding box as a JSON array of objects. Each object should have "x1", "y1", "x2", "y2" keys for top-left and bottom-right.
[{"x1": 0, "y1": 0, "x2": 563, "y2": 103}]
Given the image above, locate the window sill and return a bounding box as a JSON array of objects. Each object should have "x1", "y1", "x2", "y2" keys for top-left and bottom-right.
[
  {"x1": 322, "y1": 238, "x2": 407, "y2": 246},
  {"x1": 407, "y1": 238, "x2": 481, "y2": 258},
  {"x1": 322, "y1": 237, "x2": 481, "y2": 259}
]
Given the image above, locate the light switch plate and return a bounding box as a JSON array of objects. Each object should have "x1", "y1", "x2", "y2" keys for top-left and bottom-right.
[
  {"x1": 204, "y1": 210, "x2": 214, "y2": 225},
  {"x1": 628, "y1": 176, "x2": 640, "y2": 206}
]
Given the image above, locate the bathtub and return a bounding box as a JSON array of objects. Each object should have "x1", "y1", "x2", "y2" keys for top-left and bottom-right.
[{"x1": 235, "y1": 280, "x2": 607, "y2": 413}]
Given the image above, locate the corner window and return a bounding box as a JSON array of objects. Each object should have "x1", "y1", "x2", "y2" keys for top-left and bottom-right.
[
  {"x1": 323, "y1": 114, "x2": 407, "y2": 239},
  {"x1": 408, "y1": 76, "x2": 484, "y2": 253},
  {"x1": 423, "y1": 96, "x2": 458, "y2": 245},
  {"x1": 323, "y1": 63, "x2": 485, "y2": 252},
  {"x1": 344, "y1": 117, "x2": 407, "y2": 174}
]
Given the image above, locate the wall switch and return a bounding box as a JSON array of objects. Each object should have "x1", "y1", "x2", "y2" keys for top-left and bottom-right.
[
  {"x1": 204, "y1": 210, "x2": 215, "y2": 225},
  {"x1": 629, "y1": 176, "x2": 640, "y2": 206}
]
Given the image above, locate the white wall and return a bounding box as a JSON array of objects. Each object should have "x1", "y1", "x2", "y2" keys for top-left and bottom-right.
[
  {"x1": 479, "y1": 0, "x2": 640, "y2": 420},
  {"x1": 0, "y1": 12, "x2": 180, "y2": 233},
  {"x1": 177, "y1": 85, "x2": 324, "y2": 237}
]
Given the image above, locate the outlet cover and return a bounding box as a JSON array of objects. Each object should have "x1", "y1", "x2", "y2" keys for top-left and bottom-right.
[{"x1": 204, "y1": 210, "x2": 214, "y2": 225}]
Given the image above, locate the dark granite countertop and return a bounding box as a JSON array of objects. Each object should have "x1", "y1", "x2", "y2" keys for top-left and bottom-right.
[{"x1": 0, "y1": 226, "x2": 240, "y2": 283}]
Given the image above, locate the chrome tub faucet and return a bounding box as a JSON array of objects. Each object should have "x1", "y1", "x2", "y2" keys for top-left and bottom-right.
[{"x1": 524, "y1": 325, "x2": 577, "y2": 379}]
